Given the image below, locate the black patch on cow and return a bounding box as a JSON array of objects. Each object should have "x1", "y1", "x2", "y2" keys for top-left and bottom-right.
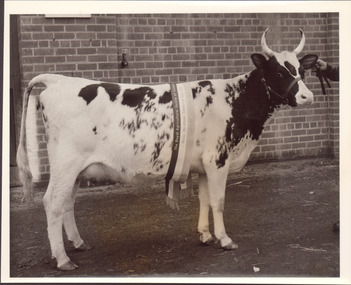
[
  {"x1": 158, "y1": 90, "x2": 172, "y2": 104},
  {"x1": 192, "y1": 87, "x2": 199, "y2": 99},
  {"x1": 298, "y1": 66, "x2": 306, "y2": 80},
  {"x1": 119, "y1": 116, "x2": 148, "y2": 137},
  {"x1": 200, "y1": 95, "x2": 214, "y2": 117},
  {"x1": 206, "y1": 96, "x2": 213, "y2": 107},
  {"x1": 100, "y1": 83, "x2": 121, "y2": 102},
  {"x1": 220, "y1": 68, "x2": 284, "y2": 169},
  {"x1": 151, "y1": 141, "x2": 163, "y2": 163},
  {"x1": 284, "y1": 61, "x2": 297, "y2": 76},
  {"x1": 122, "y1": 87, "x2": 157, "y2": 108},
  {"x1": 199, "y1": 80, "x2": 215, "y2": 94},
  {"x1": 120, "y1": 87, "x2": 159, "y2": 137},
  {"x1": 192, "y1": 81, "x2": 215, "y2": 99},
  {"x1": 93, "y1": 126, "x2": 97, "y2": 135},
  {"x1": 150, "y1": 117, "x2": 161, "y2": 130},
  {"x1": 216, "y1": 139, "x2": 229, "y2": 168},
  {"x1": 150, "y1": 132, "x2": 169, "y2": 170},
  {"x1": 78, "y1": 83, "x2": 121, "y2": 105},
  {"x1": 133, "y1": 140, "x2": 147, "y2": 155},
  {"x1": 198, "y1": 80, "x2": 211, "y2": 88},
  {"x1": 224, "y1": 70, "x2": 277, "y2": 143},
  {"x1": 78, "y1": 84, "x2": 99, "y2": 104},
  {"x1": 133, "y1": 143, "x2": 139, "y2": 154}
]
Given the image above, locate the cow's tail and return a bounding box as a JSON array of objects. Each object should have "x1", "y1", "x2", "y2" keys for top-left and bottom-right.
[
  {"x1": 16, "y1": 85, "x2": 35, "y2": 203},
  {"x1": 16, "y1": 74, "x2": 57, "y2": 203}
]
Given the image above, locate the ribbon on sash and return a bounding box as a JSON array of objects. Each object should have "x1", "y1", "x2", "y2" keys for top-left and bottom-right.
[{"x1": 165, "y1": 83, "x2": 195, "y2": 209}]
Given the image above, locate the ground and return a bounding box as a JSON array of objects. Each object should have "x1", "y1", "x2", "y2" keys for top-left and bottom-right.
[{"x1": 9, "y1": 157, "x2": 339, "y2": 278}]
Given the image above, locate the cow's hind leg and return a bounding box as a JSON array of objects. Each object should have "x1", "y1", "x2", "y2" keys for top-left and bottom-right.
[
  {"x1": 202, "y1": 157, "x2": 238, "y2": 250},
  {"x1": 43, "y1": 163, "x2": 83, "y2": 270},
  {"x1": 63, "y1": 181, "x2": 92, "y2": 251},
  {"x1": 198, "y1": 173, "x2": 214, "y2": 244}
]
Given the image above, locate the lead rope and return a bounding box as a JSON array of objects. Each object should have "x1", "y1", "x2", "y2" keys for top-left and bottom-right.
[
  {"x1": 261, "y1": 78, "x2": 271, "y2": 100},
  {"x1": 315, "y1": 67, "x2": 331, "y2": 95}
]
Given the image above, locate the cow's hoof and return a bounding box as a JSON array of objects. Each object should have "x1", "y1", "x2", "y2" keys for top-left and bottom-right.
[
  {"x1": 201, "y1": 237, "x2": 214, "y2": 246},
  {"x1": 199, "y1": 232, "x2": 214, "y2": 245},
  {"x1": 219, "y1": 237, "x2": 238, "y2": 250},
  {"x1": 58, "y1": 260, "x2": 78, "y2": 271},
  {"x1": 77, "y1": 241, "x2": 92, "y2": 251},
  {"x1": 222, "y1": 241, "x2": 238, "y2": 250}
]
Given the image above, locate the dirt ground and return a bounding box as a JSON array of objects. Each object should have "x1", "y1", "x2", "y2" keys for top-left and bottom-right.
[{"x1": 9, "y1": 157, "x2": 339, "y2": 278}]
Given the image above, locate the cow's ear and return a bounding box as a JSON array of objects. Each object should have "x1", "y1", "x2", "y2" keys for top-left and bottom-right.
[
  {"x1": 299, "y1": 54, "x2": 318, "y2": 70},
  {"x1": 251, "y1": 54, "x2": 267, "y2": 70}
]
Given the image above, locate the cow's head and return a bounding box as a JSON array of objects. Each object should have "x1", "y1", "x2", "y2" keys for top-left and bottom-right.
[{"x1": 251, "y1": 29, "x2": 318, "y2": 107}]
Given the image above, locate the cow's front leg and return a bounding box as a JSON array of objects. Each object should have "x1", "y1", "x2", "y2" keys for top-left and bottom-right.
[
  {"x1": 198, "y1": 173, "x2": 213, "y2": 244},
  {"x1": 204, "y1": 161, "x2": 238, "y2": 250}
]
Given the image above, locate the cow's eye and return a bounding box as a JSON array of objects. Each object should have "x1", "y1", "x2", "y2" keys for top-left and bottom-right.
[{"x1": 277, "y1": 72, "x2": 283, "y2": 79}]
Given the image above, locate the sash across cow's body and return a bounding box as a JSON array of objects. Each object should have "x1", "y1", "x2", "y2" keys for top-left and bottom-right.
[{"x1": 165, "y1": 83, "x2": 195, "y2": 209}]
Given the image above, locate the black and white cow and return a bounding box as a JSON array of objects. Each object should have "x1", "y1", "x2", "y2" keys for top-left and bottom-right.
[{"x1": 16, "y1": 29, "x2": 318, "y2": 270}]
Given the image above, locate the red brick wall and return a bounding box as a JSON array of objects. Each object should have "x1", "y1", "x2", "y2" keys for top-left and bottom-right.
[{"x1": 15, "y1": 13, "x2": 339, "y2": 184}]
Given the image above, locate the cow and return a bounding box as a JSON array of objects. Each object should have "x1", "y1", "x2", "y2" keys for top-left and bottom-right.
[{"x1": 16, "y1": 29, "x2": 318, "y2": 270}]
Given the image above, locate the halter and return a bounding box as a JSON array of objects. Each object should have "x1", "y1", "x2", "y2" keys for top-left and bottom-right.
[{"x1": 261, "y1": 76, "x2": 302, "y2": 104}]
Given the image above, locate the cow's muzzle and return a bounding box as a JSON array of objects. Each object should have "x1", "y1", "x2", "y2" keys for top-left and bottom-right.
[{"x1": 295, "y1": 84, "x2": 314, "y2": 105}]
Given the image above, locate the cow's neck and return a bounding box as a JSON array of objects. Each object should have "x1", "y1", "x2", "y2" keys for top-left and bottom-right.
[{"x1": 225, "y1": 69, "x2": 281, "y2": 149}]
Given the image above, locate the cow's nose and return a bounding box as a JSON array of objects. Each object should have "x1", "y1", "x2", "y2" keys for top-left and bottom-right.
[{"x1": 296, "y1": 91, "x2": 313, "y2": 105}]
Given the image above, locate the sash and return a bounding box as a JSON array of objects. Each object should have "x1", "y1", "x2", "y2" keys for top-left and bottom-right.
[{"x1": 165, "y1": 83, "x2": 195, "y2": 209}]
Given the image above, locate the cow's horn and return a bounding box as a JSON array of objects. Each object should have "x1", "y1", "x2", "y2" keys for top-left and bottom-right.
[
  {"x1": 293, "y1": 29, "x2": 305, "y2": 55},
  {"x1": 261, "y1": 28, "x2": 274, "y2": 57}
]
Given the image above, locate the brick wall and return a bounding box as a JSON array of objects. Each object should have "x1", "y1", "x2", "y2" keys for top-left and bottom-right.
[{"x1": 14, "y1": 13, "x2": 339, "y2": 184}]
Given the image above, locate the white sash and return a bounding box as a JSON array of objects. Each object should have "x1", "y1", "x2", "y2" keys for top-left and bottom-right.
[{"x1": 165, "y1": 83, "x2": 195, "y2": 209}]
